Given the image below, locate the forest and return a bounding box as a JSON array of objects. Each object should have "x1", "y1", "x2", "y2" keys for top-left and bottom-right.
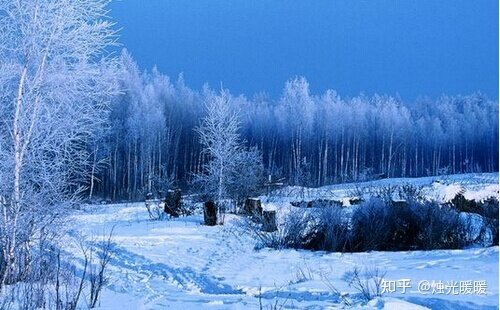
[
  {"x1": 0, "y1": 1, "x2": 498, "y2": 308},
  {"x1": 89, "y1": 50, "x2": 499, "y2": 201}
]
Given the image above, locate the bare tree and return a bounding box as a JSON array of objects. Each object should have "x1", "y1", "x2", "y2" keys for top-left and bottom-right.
[
  {"x1": 0, "y1": 0, "x2": 118, "y2": 288},
  {"x1": 88, "y1": 229, "x2": 114, "y2": 308},
  {"x1": 194, "y1": 89, "x2": 243, "y2": 221}
]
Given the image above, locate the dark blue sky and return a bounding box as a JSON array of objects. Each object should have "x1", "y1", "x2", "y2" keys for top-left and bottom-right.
[{"x1": 110, "y1": 0, "x2": 498, "y2": 100}]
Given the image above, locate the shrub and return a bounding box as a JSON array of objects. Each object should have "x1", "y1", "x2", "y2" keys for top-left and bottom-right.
[
  {"x1": 410, "y1": 202, "x2": 469, "y2": 250},
  {"x1": 246, "y1": 206, "x2": 349, "y2": 251},
  {"x1": 279, "y1": 209, "x2": 321, "y2": 249},
  {"x1": 270, "y1": 206, "x2": 349, "y2": 251},
  {"x1": 448, "y1": 193, "x2": 480, "y2": 213},
  {"x1": 249, "y1": 194, "x2": 484, "y2": 253},
  {"x1": 342, "y1": 266, "x2": 386, "y2": 301},
  {"x1": 350, "y1": 198, "x2": 471, "y2": 251},
  {"x1": 387, "y1": 201, "x2": 420, "y2": 250},
  {"x1": 0, "y1": 231, "x2": 116, "y2": 310},
  {"x1": 245, "y1": 208, "x2": 314, "y2": 250},
  {"x1": 315, "y1": 206, "x2": 350, "y2": 252},
  {"x1": 397, "y1": 184, "x2": 426, "y2": 203},
  {"x1": 476, "y1": 198, "x2": 499, "y2": 246},
  {"x1": 350, "y1": 198, "x2": 393, "y2": 251}
]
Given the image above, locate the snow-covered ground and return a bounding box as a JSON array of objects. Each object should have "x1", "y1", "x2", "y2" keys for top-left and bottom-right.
[
  {"x1": 63, "y1": 173, "x2": 499, "y2": 309},
  {"x1": 261, "y1": 172, "x2": 499, "y2": 208}
]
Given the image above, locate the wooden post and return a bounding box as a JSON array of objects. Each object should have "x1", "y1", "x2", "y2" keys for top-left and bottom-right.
[
  {"x1": 164, "y1": 189, "x2": 182, "y2": 217},
  {"x1": 262, "y1": 210, "x2": 277, "y2": 232},
  {"x1": 244, "y1": 198, "x2": 263, "y2": 217},
  {"x1": 204, "y1": 201, "x2": 217, "y2": 226}
]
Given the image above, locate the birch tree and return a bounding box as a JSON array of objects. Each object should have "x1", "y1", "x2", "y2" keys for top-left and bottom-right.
[
  {"x1": 92, "y1": 64, "x2": 498, "y2": 197},
  {"x1": 0, "y1": 0, "x2": 117, "y2": 287},
  {"x1": 195, "y1": 90, "x2": 243, "y2": 220}
]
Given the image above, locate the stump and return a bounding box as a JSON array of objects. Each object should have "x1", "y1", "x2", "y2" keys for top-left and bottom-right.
[
  {"x1": 244, "y1": 198, "x2": 263, "y2": 217},
  {"x1": 262, "y1": 210, "x2": 277, "y2": 232},
  {"x1": 204, "y1": 201, "x2": 217, "y2": 226},
  {"x1": 164, "y1": 189, "x2": 182, "y2": 217}
]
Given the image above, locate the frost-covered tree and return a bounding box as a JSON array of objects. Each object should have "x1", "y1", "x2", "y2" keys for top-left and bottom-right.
[
  {"x1": 195, "y1": 90, "x2": 264, "y2": 219},
  {"x1": 277, "y1": 77, "x2": 315, "y2": 183},
  {"x1": 228, "y1": 146, "x2": 265, "y2": 206},
  {"x1": 92, "y1": 66, "x2": 498, "y2": 198},
  {"x1": 0, "y1": 0, "x2": 117, "y2": 286},
  {"x1": 195, "y1": 90, "x2": 242, "y2": 213}
]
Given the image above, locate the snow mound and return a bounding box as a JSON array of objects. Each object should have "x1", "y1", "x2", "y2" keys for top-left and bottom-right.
[
  {"x1": 427, "y1": 182, "x2": 464, "y2": 202},
  {"x1": 463, "y1": 184, "x2": 499, "y2": 202}
]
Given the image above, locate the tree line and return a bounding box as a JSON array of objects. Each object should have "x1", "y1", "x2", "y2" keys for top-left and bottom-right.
[
  {"x1": 90, "y1": 50, "x2": 499, "y2": 200},
  {"x1": 0, "y1": 0, "x2": 496, "y2": 304}
]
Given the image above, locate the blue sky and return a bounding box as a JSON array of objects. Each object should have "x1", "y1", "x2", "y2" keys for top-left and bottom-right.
[{"x1": 110, "y1": 0, "x2": 499, "y2": 100}]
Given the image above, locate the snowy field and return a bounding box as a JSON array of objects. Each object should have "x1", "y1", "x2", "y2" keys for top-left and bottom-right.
[
  {"x1": 63, "y1": 173, "x2": 499, "y2": 309},
  {"x1": 260, "y1": 173, "x2": 499, "y2": 207}
]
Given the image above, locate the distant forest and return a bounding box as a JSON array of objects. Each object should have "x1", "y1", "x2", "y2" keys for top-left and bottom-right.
[{"x1": 90, "y1": 51, "x2": 499, "y2": 200}]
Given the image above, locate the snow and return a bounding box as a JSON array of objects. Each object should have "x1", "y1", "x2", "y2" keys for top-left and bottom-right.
[
  {"x1": 368, "y1": 297, "x2": 430, "y2": 309},
  {"x1": 260, "y1": 172, "x2": 498, "y2": 208},
  {"x1": 62, "y1": 173, "x2": 499, "y2": 309},
  {"x1": 428, "y1": 183, "x2": 465, "y2": 202},
  {"x1": 463, "y1": 184, "x2": 499, "y2": 202}
]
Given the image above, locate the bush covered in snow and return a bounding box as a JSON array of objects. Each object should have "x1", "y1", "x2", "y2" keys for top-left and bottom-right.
[
  {"x1": 252, "y1": 195, "x2": 493, "y2": 252},
  {"x1": 350, "y1": 198, "x2": 398, "y2": 251},
  {"x1": 447, "y1": 195, "x2": 499, "y2": 246},
  {"x1": 410, "y1": 202, "x2": 470, "y2": 250},
  {"x1": 255, "y1": 208, "x2": 316, "y2": 250},
  {"x1": 350, "y1": 198, "x2": 473, "y2": 251},
  {"x1": 345, "y1": 184, "x2": 481, "y2": 250},
  {"x1": 316, "y1": 207, "x2": 350, "y2": 252}
]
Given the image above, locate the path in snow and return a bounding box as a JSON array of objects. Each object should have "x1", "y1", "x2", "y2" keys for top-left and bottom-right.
[{"x1": 62, "y1": 173, "x2": 499, "y2": 309}]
